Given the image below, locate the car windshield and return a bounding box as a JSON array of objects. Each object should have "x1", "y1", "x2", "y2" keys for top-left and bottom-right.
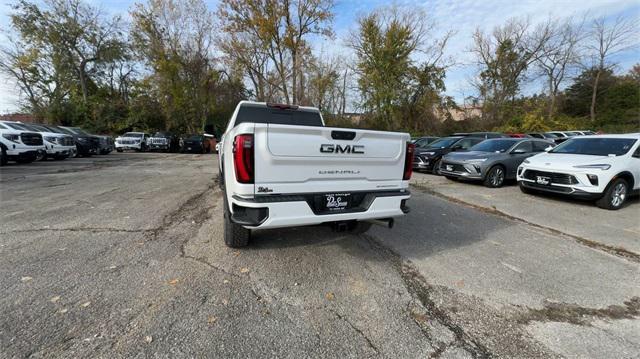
[
  {"x1": 4, "y1": 122, "x2": 28, "y2": 130},
  {"x1": 27, "y1": 124, "x2": 51, "y2": 132},
  {"x1": 123, "y1": 132, "x2": 143, "y2": 138},
  {"x1": 470, "y1": 139, "x2": 519, "y2": 153},
  {"x1": 550, "y1": 138, "x2": 637, "y2": 156},
  {"x1": 70, "y1": 127, "x2": 89, "y2": 135},
  {"x1": 426, "y1": 137, "x2": 460, "y2": 149}
]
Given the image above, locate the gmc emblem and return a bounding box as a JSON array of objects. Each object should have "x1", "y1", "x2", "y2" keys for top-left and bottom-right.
[{"x1": 320, "y1": 144, "x2": 364, "y2": 154}]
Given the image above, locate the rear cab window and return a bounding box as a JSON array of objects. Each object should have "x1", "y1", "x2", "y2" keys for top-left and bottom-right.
[{"x1": 233, "y1": 104, "x2": 323, "y2": 128}]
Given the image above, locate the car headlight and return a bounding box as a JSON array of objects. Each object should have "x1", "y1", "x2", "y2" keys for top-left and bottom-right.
[
  {"x1": 420, "y1": 152, "x2": 435, "y2": 156},
  {"x1": 44, "y1": 136, "x2": 59, "y2": 143},
  {"x1": 2, "y1": 133, "x2": 20, "y2": 143},
  {"x1": 573, "y1": 164, "x2": 611, "y2": 170},
  {"x1": 466, "y1": 158, "x2": 487, "y2": 163},
  {"x1": 78, "y1": 137, "x2": 88, "y2": 142},
  {"x1": 523, "y1": 159, "x2": 530, "y2": 164}
]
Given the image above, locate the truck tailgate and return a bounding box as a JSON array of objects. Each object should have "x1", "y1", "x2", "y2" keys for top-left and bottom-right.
[{"x1": 253, "y1": 124, "x2": 409, "y2": 194}]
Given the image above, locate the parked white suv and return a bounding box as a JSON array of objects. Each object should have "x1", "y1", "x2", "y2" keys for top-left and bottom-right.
[
  {"x1": 219, "y1": 101, "x2": 413, "y2": 247},
  {"x1": 2, "y1": 121, "x2": 76, "y2": 160},
  {"x1": 0, "y1": 122, "x2": 44, "y2": 165},
  {"x1": 115, "y1": 132, "x2": 149, "y2": 152},
  {"x1": 517, "y1": 134, "x2": 640, "y2": 210}
]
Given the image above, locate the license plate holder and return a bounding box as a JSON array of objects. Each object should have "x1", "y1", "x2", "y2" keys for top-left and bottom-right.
[
  {"x1": 319, "y1": 193, "x2": 351, "y2": 212},
  {"x1": 536, "y1": 176, "x2": 551, "y2": 185}
]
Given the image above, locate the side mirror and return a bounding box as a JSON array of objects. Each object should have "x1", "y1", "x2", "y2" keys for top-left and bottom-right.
[
  {"x1": 544, "y1": 146, "x2": 553, "y2": 152},
  {"x1": 511, "y1": 149, "x2": 526, "y2": 154}
]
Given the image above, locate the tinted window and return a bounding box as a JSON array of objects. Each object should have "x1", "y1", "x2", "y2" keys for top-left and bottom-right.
[
  {"x1": 234, "y1": 105, "x2": 323, "y2": 127},
  {"x1": 414, "y1": 138, "x2": 429, "y2": 148},
  {"x1": 471, "y1": 139, "x2": 519, "y2": 153},
  {"x1": 122, "y1": 133, "x2": 143, "y2": 138},
  {"x1": 5, "y1": 122, "x2": 28, "y2": 130},
  {"x1": 55, "y1": 127, "x2": 75, "y2": 135},
  {"x1": 70, "y1": 127, "x2": 89, "y2": 135},
  {"x1": 426, "y1": 137, "x2": 460, "y2": 149},
  {"x1": 512, "y1": 141, "x2": 532, "y2": 153},
  {"x1": 533, "y1": 141, "x2": 553, "y2": 152},
  {"x1": 528, "y1": 133, "x2": 543, "y2": 139},
  {"x1": 551, "y1": 138, "x2": 637, "y2": 156},
  {"x1": 456, "y1": 138, "x2": 481, "y2": 150}
]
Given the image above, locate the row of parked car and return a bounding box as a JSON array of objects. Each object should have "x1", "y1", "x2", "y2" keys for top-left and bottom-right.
[
  {"x1": 411, "y1": 131, "x2": 640, "y2": 210},
  {"x1": 0, "y1": 120, "x2": 219, "y2": 166},
  {"x1": 0, "y1": 120, "x2": 114, "y2": 165},
  {"x1": 114, "y1": 132, "x2": 217, "y2": 154}
]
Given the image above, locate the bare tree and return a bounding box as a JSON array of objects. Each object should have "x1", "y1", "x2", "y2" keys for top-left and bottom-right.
[
  {"x1": 471, "y1": 17, "x2": 552, "y2": 123},
  {"x1": 536, "y1": 17, "x2": 584, "y2": 119},
  {"x1": 584, "y1": 16, "x2": 636, "y2": 122}
]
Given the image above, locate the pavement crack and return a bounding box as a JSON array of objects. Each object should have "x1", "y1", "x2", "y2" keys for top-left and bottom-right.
[
  {"x1": 400, "y1": 264, "x2": 493, "y2": 359},
  {"x1": 0, "y1": 227, "x2": 152, "y2": 235},
  {"x1": 329, "y1": 309, "x2": 379, "y2": 355},
  {"x1": 513, "y1": 297, "x2": 640, "y2": 326}
]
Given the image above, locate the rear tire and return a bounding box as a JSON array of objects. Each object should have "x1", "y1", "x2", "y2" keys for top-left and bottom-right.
[
  {"x1": 596, "y1": 178, "x2": 629, "y2": 210},
  {"x1": 223, "y1": 196, "x2": 250, "y2": 247},
  {"x1": 0, "y1": 146, "x2": 7, "y2": 166},
  {"x1": 431, "y1": 158, "x2": 442, "y2": 175},
  {"x1": 483, "y1": 165, "x2": 505, "y2": 188}
]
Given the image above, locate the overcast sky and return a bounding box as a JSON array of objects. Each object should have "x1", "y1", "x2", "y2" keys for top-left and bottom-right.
[{"x1": 0, "y1": 0, "x2": 638, "y2": 113}]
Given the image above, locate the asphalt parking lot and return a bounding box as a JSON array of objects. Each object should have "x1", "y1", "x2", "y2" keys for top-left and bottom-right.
[{"x1": 1, "y1": 153, "x2": 639, "y2": 358}]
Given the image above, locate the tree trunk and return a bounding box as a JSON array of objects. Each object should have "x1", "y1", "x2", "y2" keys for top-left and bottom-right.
[
  {"x1": 291, "y1": 49, "x2": 297, "y2": 105},
  {"x1": 547, "y1": 74, "x2": 555, "y2": 120},
  {"x1": 590, "y1": 68, "x2": 601, "y2": 122},
  {"x1": 78, "y1": 60, "x2": 89, "y2": 103}
]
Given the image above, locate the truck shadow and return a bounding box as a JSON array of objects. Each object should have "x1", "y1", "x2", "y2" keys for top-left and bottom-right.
[{"x1": 247, "y1": 190, "x2": 512, "y2": 261}]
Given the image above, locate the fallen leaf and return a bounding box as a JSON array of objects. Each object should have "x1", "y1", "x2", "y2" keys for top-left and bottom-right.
[
  {"x1": 50, "y1": 296, "x2": 61, "y2": 303},
  {"x1": 221, "y1": 299, "x2": 229, "y2": 306},
  {"x1": 167, "y1": 279, "x2": 179, "y2": 285},
  {"x1": 144, "y1": 335, "x2": 153, "y2": 344},
  {"x1": 222, "y1": 279, "x2": 229, "y2": 284},
  {"x1": 239, "y1": 267, "x2": 249, "y2": 274},
  {"x1": 81, "y1": 301, "x2": 91, "y2": 308},
  {"x1": 455, "y1": 280, "x2": 465, "y2": 288},
  {"x1": 411, "y1": 311, "x2": 428, "y2": 324},
  {"x1": 207, "y1": 316, "x2": 217, "y2": 324},
  {"x1": 59, "y1": 308, "x2": 68, "y2": 314},
  {"x1": 325, "y1": 292, "x2": 335, "y2": 301},
  {"x1": 109, "y1": 265, "x2": 117, "y2": 270},
  {"x1": 21, "y1": 276, "x2": 32, "y2": 282},
  {"x1": 232, "y1": 251, "x2": 240, "y2": 257}
]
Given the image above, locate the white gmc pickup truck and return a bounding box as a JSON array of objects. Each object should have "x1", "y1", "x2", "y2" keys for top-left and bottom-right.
[{"x1": 218, "y1": 101, "x2": 414, "y2": 247}]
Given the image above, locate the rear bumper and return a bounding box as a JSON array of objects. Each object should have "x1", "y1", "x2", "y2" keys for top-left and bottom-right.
[{"x1": 229, "y1": 190, "x2": 410, "y2": 229}]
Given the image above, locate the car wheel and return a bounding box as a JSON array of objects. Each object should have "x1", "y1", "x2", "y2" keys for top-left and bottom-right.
[
  {"x1": 483, "y1": 165, "x2": 505, "y2": 188},
  {"x1": 347, "y1": 221, "x2": 372, "y2": 234},
  {"x1": 596, "y1": 178, "x2": 629, "y2": 210},
  {"x1": 431, "y1": 158, "x2": 442, "y2": 175},
  {"x1": 0, "y1": 146, "x2": 7, "y2": 166},
  {"x1": 223, "y1": 196, "x2": 250, "y2": 247}
]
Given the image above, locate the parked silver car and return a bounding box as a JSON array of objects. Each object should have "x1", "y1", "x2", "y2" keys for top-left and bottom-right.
[{"x1": 439, "y1": 138, "x2": 555, "y2": 187}]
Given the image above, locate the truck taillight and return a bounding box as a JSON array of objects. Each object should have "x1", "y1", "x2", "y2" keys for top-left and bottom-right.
[
  {"x1": 233, "y1": 134, "x2": 254, "y2": 183},
  {"x1": 403, "y1": 142, "x2": 414, "y2": 181}
]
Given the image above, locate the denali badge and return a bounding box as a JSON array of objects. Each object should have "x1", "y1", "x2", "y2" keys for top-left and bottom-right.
[{"x1": 320, "y1": 144, "x2": 364, "y2": 154}]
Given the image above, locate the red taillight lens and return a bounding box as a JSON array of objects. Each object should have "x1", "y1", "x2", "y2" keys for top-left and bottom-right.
[
  {"x1": 403, "y1": 142, "x2": 414, "y2": 181},
  {"x1": 233, "y1": 134, "x2": 254, "y2": 183}
]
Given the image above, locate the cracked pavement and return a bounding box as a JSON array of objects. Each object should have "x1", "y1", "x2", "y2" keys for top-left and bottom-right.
[{"x1": 1, "y1": 153, "x2": 639, "y2": 358}]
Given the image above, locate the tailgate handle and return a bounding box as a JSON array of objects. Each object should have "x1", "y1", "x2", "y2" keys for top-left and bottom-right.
[{"x1": 331, "y1": 130, "x2": 356, "y2": 140}]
